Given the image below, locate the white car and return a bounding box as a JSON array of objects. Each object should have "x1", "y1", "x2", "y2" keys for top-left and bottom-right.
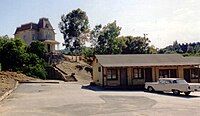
[{"x1": 145, "y1": 78, "x2": 200, "y2": 96}]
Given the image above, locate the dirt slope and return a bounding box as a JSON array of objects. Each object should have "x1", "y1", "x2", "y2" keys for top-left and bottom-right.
[
  {"x1": 0, "y1": 71, "x2": 35, "y2": 96},
  {"x1": 56, "y1": 61, "x2": 92, "y2": 85}
]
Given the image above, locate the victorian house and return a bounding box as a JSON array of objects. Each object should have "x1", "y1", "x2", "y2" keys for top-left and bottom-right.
[{"x1": 14, "y1": 18, "x2": 59, "y2": 52}]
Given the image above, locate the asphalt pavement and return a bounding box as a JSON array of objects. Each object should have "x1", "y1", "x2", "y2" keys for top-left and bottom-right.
[{"x1": 0, "y1": 81, "x2": 200, "y2": 116}]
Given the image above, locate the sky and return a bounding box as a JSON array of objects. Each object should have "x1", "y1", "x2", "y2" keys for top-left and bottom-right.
[{"x1": 0, "y1": 0, "x2": 200, "y2": 49}]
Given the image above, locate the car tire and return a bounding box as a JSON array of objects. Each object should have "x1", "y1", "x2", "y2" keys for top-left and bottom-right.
[
  {"x1": 184, "y1": 92, "x2": 191, "y2": 96},
  {"x1": 147, "y1": 86, "x2": 154, "y2": 92},
  {"x1": 172, "y1": 90, "x2": 180, "y2": 95}
]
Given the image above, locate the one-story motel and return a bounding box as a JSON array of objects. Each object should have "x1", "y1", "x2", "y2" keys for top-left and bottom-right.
[{"x1": 92, "y1": 54, "x2": 200, "y2": 88}]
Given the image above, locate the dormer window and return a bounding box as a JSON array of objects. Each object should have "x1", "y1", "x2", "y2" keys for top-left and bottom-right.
[{"x1": 45, "y1": 24, "x2": 49, "y2": 28}]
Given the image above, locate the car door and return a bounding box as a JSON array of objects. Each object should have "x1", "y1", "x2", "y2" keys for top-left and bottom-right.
[
  {"x1": 163, "y1": 80, "x2": 173, "y2": 92},
  {"x1": 156, "y1": 80, "x2": 166, "y2": 91}
]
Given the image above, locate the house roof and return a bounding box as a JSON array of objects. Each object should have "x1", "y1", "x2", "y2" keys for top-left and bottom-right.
[
  {"x1": 184, "y1": 57, "x2": 200, "y2": 63},
  {"x1": 14, "y1": 18, "x2": 53, "y2": 34},
  {"x1": 95, "y1": 54, "x2": 200, "y2": 67},
  {"x1": 38, "y1": 18, "x2": 53, "y2": 29},
  {"x1": 14, "y1": 23, "x2": 39, "y2": 34}
]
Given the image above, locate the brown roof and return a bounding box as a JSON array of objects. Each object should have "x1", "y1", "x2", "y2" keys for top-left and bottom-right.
[
  {"x1": 184, "y1": 56, "x2": 200, "y2": 64},
  {"x1": 14, "y1": 23, "x2": 38, "y2": 34},
  {"x1": 95, "y1": 54, "x2": 200, "y2": 67},
  {"x1": 38, "y1": 18, "x2": 53, "y2": 29},
  {"x1": 14, "y1": 18, "x2": 53, "y2": 34}
]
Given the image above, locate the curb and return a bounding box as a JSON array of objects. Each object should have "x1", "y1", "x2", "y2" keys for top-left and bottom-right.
[
  {"x1": 19, "y1": 81, "x2": 60, "y2": 84},
  {"x1": 0, "y1": 81, "x2": 19, "y2": 102}
]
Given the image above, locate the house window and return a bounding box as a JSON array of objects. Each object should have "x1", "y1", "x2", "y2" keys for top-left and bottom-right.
[
  {"x1": 107, "y1": 69, "x2": 118, "y2": 80},
  {"x1": 46, "y1": 32, "x2": 52, "y2": 39},
  {"x1": 133, "y1": 68, "x2": 143, "y2": 79},
  {"x1": 191, "y1": 68, "x2": 199, "y2": 79},
  {"x1": 32, "y1": 34, "x2": 37, "y2": 40},
  {"x1": 98, "y1": 67, "x2": 101, "y2": 72},
  {"x1": 23, "y1": 35, "x2": 26, "y2": 39}
]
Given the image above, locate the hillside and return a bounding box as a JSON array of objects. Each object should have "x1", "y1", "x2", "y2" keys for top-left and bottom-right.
[
  {"x1": 0, "y1": 71, "x2": 36, "y2": 96},
  {"x1": 56, "y1": 60, "x2": 92, "y2": 85}
]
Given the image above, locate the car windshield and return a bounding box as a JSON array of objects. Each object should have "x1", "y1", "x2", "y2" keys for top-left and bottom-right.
[{"x1": 175, "y1": 79, "x2": 187, "y2": 84}]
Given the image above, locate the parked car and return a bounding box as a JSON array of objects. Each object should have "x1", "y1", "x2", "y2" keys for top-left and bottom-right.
[{"x1": 145, "y1": 78, "x2": 200, "y2": 96}]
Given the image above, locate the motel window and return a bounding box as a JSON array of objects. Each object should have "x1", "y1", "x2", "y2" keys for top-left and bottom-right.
[
  {"x1": 191, "y1": 68, "x2": 199, "y2": 79},
  {"x1": 107, "y1": 69, "x2": 118, "y2": 80},
  {"x1": 133, "y1": 68, "x2": 144, "y2": 79},
  {"x1": 159, "y1": 69, "x2": 177, "y2": 78}
]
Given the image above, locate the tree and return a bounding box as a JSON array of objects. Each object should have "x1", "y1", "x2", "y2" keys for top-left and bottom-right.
[
  {"x1": 187, "y1": 45, "x2": 194, "y2": 53},
  {"x1": 95, "y1": 21, "x2": 121, "y2": 54},
  {"x1": 27, "y1": 41, "x2": 47, "y2": 59},
  {"x1": 172, "y1": 40, "x2": 183, "y2": 53},
  {"x1": 22, "y1": 53, "x2": 47, "y2": 79},
  {"x1": 90, "y1": 24, "x2": 102, "y2": 48},
  {"x1": 82, "y1": 47, "x2": 94, "y2": 58},
  {"x1": 59, "y1": 8, "x2": 89, "y2": 57},
  {"x1": 0, "y1": 38, "x2": 26, "y2": 70},
  {"x1": 148, "y1": 45, "x2": 158, "y2": 54},
  {"x1": 159, "y1": 41, "x2": 200, "y2": 56},
  {"x1": 0, "y1": 37, "x2": 47, "y2": 79},
  {"x1": 122, "y1": 36, "x2": 150, "y2": 54}
]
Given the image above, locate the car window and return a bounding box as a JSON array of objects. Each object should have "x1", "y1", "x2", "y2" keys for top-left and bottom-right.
[
  {"x1": 176, "y1": 79, "x2": 187, "y2": 84},
  {"x1": 165, "y1": 80, "x2": 172, "y2": 84},
  {"x1": 159, "y1": 80, "x2": 165, "y2": 84},
  {"x1": 172, "y1": 80, "x2": 177, "y2": 83}
]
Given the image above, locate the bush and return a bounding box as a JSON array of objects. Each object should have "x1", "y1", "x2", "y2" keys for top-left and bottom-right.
[
  {"x1": 26, "y1": 64, "x2": 47, "y2": 79},
  {"x1": 82, "y1": 47, "x2": 94, "y2": 58},
  {"x1": 27, "y1": 41, "x2": 47, "y2": 59},
  {"x1": 0, "y1": 37, "x2": 48, "y2": 79}
]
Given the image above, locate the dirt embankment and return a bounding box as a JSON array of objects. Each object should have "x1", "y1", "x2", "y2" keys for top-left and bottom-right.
[
  {"x1": 56, "y1": 60, "x2": 93, "y2": 85},
  {"x1": 0, "y1": 71, "x2": 35, "y2": 96}
]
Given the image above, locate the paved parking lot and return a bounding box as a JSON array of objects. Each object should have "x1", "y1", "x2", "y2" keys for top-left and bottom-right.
[{"x1": 0, "y1": 82, "x2": 200, "y2": 116}]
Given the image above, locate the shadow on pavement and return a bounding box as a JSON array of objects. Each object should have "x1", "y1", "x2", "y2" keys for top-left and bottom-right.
[
  {"x1": 82, "y1": 85, "x2": 200, "y2": 98},
  {"x1": 81, "y1": 85, "x2": 145, "y2": 92}
]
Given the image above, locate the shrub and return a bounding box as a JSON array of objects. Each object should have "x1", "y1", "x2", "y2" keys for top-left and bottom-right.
[{"x1": 0, "y1": 37, "x2": 48, "y2": 79}]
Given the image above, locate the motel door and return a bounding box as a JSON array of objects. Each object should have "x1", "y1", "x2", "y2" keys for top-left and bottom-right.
[
  {"x1": 145, "y1": 68, "x2": 152, "y2": 82},
  {"x1": 184, "y1": 69, "x2": 191, "y2": 83},
  {"x1": 120, "y1": 68, "x2": 128, "y2": 87}
]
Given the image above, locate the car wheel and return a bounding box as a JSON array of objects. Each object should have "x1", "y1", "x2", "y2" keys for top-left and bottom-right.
[
  {"x1": 172, "y1": 90, "x2": 180, "y2": 95},
  {"x1": 148, "y1": 86, "x2": 154, "y2": 92},
  {"x1": 184, "y1": 92, "x2": 191, "y2": 96}
]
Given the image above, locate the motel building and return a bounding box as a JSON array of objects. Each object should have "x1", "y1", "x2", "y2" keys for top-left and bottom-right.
[{"x1": 92, "y1": 54, "x2": 200, "y2": 88}]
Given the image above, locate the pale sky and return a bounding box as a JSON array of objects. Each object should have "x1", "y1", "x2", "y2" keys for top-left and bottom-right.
[{"x1": 0, "y1": 0, "x2": 200, "y2": 49}]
